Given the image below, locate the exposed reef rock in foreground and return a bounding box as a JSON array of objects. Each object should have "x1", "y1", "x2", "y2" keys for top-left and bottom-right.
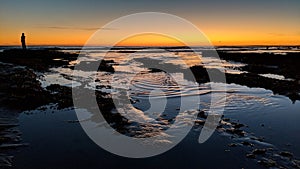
[{"x1": 0, "y1": 49, "x2": 78, "y2": 71}]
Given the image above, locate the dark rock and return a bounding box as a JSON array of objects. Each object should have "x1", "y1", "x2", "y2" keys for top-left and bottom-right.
[
  {"x1": 217, "y1": 51, "x2": 300, "y2": 102},
  {"x1": 197, "y1": 110, "x2": 207, "y2": 118},
  {"x1": 226, "y1": 72, "x2": 300, "y2": 102},
  {"x1": 279, "y1": 151, "x2": 293, "y2": 158},
  {"x1": 232, "y1": 122, "x2": 245, "y2": 128},
  {"x1": 225, "y1": 128, "x2": 246, "y2": 136},
  {"x1": 252, "y1": 148, "x2": 267, "y2": 155},
  {"x1": 241, "y1": 141, "x2": 254, "y2": 147},
  {"x1": 228, "y1": 143, "x2": 238, "y2": 147},
  {"x1": 223, "y1": 118, "x2": 230, "y2": 122},
  {"x1": 292, "y1": 160, "x2": 300, "y2": 168},
  {"x1": 0, "y1": 62, "x2": 51, "y2": 110},
  {"x1": 149, "y1": 68, "x2": 164, "y2": 73},
  {"x1": 195, "y1": 120, "x2": 205, "y2": 125},
  {"x1": 73, "y1": 60, "x2": 115, "y2": 72},
  {"x1": 246, "y1": 153, "x2": 255, "y2": 158},
  {"x1": 216, "y1": 124, "x2": 223, "y2": 129},
  {"x1": 46, "y1": 84, "x2": 73, "y2": 109},
  {"x1": 0, "y1": 49, "x2": 78, "y2": 71},
  {"x1": 257, "y1": 158, "x2": 276, "y2": 167}
]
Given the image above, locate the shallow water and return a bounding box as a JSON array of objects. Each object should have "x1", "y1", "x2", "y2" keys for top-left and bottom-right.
[{"x1": 12, "y1": 84, "x2": 300, "y2": 169}]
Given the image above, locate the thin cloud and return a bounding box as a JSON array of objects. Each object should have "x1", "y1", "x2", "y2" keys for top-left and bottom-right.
[
  {"x1": 36, "y1": 26, "x2": 117, "y2": 31},
  {"x1": 268, "y1": 33, "x2": 287, "y2": 36},
  {"x1": 268, "y1": 32, "x2": 298, "y2": 37}
]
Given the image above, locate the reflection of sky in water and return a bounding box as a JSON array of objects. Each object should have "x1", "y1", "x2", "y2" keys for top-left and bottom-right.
[
  {"x1": 39, "y1": 49, "x2": 247, "y2": 88},
  {"x1": 17, "y1": 80, "x2": 300, "y2": 168},
  {"x1": 259, "y1": 73, "x2": 294, "y2": 81},
  {"x1": 38, "y1": 49, "x2": 284, "y2": 141},
  {"x1": 33, "y1": 48, "x2": 300, "y2": 159}
]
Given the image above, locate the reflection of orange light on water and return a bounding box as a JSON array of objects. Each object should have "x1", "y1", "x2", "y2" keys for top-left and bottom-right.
[
  {"x1": 115, "y1": 33, "x2": 186, "y2": 46},
  {"x1": 113, "y1": 33, "x2": 202, "y2": 67}
]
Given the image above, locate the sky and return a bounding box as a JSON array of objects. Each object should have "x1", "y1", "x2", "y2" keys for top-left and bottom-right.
[{"x1": 0, "y1": 0, "x2": 299, "y2": 46}]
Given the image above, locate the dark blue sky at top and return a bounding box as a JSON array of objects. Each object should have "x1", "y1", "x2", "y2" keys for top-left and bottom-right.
[{"x1": 1, "y1": 0, "x2": 299, "y2": 26}]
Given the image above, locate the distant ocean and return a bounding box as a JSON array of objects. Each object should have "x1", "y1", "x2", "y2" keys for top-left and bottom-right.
[{"x1": 1, "y1": 45, "x2": 300, "y2": 54}]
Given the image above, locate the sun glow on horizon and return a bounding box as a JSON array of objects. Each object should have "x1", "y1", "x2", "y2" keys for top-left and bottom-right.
[
  {"x1": 114, "y1": 33, "x2": 187, "y2": 47},
  {"x1": 1, "y1": 29, "x2": 299, "y2": 47}
]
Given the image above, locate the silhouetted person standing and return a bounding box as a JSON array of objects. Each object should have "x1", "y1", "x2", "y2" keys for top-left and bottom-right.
[{"x1": 21, "y1": 33, "x2": 26, "y2": 50}]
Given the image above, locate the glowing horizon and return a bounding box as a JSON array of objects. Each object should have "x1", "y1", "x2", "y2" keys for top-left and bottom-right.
[
  {"x1": 1, "y1": 30, "x2": 299, "y2": 47},
  {"x1": 1, "y1": 28, "x2": 299, "y2": 46}
]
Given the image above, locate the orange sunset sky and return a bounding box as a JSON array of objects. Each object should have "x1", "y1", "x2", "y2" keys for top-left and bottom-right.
[{"x1": 0, "y1": 0, "x2": 299, "y2": 46}]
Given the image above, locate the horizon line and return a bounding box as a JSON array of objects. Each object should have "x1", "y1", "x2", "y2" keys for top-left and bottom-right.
[{"x1": 1, "y1": 44, "x2": 300, "y2": 48}]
